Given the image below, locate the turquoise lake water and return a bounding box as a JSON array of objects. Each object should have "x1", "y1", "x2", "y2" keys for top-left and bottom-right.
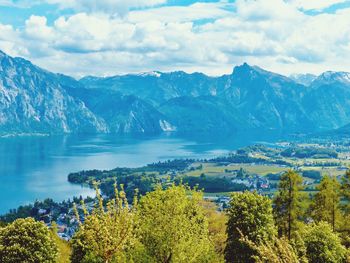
[{"x1": 0, "y1": 133, "x2": 279, "y2": 214}]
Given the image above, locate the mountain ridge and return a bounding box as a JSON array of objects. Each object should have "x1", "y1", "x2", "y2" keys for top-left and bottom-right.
[{"x1": 2, "y1": 50, "x2": 350, "y2": 136}]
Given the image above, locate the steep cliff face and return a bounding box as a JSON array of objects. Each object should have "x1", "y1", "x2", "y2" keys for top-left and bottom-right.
[
  {"x1": 0, "y1": 51, "x2": 107, "y2": 134},
  {"x1": 0, "y1": 51, "x2": 174, "y2": 135}
]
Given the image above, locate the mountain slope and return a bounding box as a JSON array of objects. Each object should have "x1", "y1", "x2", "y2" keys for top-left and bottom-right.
[
  {"x1": 80, "y1": 71, "x2": 217, "y2": 106},
  {"x1": 290, "y1": 73, "x2": 317, "y2": 86},
  {"x1": 0, "y1": 51, "x2": 107, "y2": 134},
  {"x1": 216, "y1": 64, "x2": 315, "y2": 132},
  {"x1": 159, "y1": 96, "x2": 246, "y2": 134},
  {"x1": 80, "y1": 63, "x2": 318, "y2": 133},
  {"x1": 65, "y1": 87, "x2": 175, "y2": 134},
  {"x1": 0, "y1": 51, "x2": 174, "y2": 135},
  {"x1": 302, "y1": 71, "x2": 350, "y2": 130},
  {"x1": 3, "y1": 50, "x2": 350, "y2": 136}
]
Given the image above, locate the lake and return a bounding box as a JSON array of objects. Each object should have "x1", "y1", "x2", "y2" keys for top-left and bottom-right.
[{"x1": 0, "y1": 132, "x2": 280, "y2": 214}]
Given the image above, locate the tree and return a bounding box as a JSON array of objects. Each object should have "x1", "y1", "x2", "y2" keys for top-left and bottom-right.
[
  {"x1": 201, "y1": 200, "x2": 227, "y2": 257},
  {"x1": 273, "y1": 170, "x2": 307, "y2": 240},
  {"x1": 303, "y1": 222, "x2": 347, "y2": 263},
  {"x1": 70, "y1": 183, "x2": 139, "y2": 263},
  {"x1": 288, "y1": 231, "x2": 308, "y2": 263},
  {"x1": 341, "y1": 170, "x2": 350, "y2": 212},
  {"x1": 0, "y1": 217, "x2": 58, "y2": 263},
  {"x1": 310, "y1": 175, "x2": 341, "y2": 231},
  {"x1": 244, "y1": 236, "x2": 299, "y2": 263},
  {"x1": 51, "y1": 222, "x2": 71, "y2": 263},
  {"x1": 225, "y1": 191, "x2": 277, "y2": 263},
  {"x1": 137, "y1": 184, "x2": 218, "y2": 263},
  {"x1": 340, "y1": 169, "x2": 350, "y2": 247}
]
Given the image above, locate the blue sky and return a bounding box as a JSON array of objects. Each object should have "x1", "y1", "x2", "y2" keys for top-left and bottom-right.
[{"x1": 0, "y1": 0, "x2": 350, "y2": 77}]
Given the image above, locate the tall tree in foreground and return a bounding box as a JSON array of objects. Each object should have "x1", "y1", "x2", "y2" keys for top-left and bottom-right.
[
  {"x1": 0, "y1": 217, "x2": 58, "y2": 263},
  {"x1": 340, "y1": 169, "x2": 350, "y2": 247},
  {"x1": 310, "y1": 175, "x2": 341, "y2": 231},
  {"x1": 137, "y1": 184, "x2": 219, "y2": 263},
  {"x1": 341, "y1": 170, "x2": 350, "y2": 212},
  {"x1": 273, "y1": 170, "x2": 307, "y2": 240},
  {"x1": 225, "y1": 191, "x2": 277, "y2": 263},
  {"x1": 70, "y1": 184, "x2": 139, "y2": 263}
]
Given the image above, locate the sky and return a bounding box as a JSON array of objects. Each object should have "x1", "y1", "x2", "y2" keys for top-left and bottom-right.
[{"x1": 0, "y1": 0, "x2": 350, "y2": 78}]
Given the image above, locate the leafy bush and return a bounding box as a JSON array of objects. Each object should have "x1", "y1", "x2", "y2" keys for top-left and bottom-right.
[
  {"x1": 0, "y1": 218, "x2": 58, "y2": 263},
  {"x1": 304, "y1": 222, "x2": 347, "y2": 263}
]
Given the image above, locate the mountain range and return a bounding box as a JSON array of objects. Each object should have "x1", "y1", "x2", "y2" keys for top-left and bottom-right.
[{"x1": 1, "y1": 50, "x2": 350, "y2": 136}]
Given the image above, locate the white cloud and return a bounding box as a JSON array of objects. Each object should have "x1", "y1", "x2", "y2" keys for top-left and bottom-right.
[
  {"x1": 25, "y1": 15, "x2": 55, "y2": 40},
  {"x1": 1, "y1": 0, "x2": 350, "y2": 77}
]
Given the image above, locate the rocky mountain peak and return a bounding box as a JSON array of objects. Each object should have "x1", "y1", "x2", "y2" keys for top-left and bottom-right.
[{"x1": 313, "y1": 71, "x2": 350, "y2": 86}]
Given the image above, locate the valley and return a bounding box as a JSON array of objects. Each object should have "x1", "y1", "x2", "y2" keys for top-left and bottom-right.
[
  {"x1": 66, "y1": 139, "x2": 350, "y2": 199},
  {"x1": 4, "y1": 136, "x2": 350, "y2": 242}
]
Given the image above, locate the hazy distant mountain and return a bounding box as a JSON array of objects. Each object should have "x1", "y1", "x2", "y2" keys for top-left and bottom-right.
[
  {"x1": 2, "y1": 50, "x2": 350, "y2": 135},
  {"x1": 80, "y1": 71, "x2": 217, "y2": 106},
  {"x1": 80, "y1": 63, "x2": 316, "y2": 133},
  {"x1": 65, "y1": 87, "x2": 174, "y2": 134},
  {"x1": 159, "y1": 96, "x2": 246, "y2": 133},
  {"x1": 302, "y1": 71, "x2": 350, "y2": 130},
  {"x1": 325, "y1": 124, "x2": 350, "y2": 137},
  {"x1": 290, "y1": 73, "x2": 317, "y2": 86}
]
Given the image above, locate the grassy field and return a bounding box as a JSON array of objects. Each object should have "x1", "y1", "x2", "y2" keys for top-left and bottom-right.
[
  {"x1": 185, "y1": 163, "x2": 289, "y2": 177},
  {"x1": 226, "y1": 164, "x2": 288, "y2": 175}
]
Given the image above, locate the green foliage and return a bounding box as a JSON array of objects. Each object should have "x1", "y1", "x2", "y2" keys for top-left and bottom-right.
[
  {"x1": 310, "y1": 175, "x2": 341, "y2": 231},
  {"x1": 302, "y1": 170, "x2": 322, "y2": 180},
  {"x1": 289, "y1": 231, "x2": 308, "y2": 263},
  {"x1": 245, "y1": 236, "x2": 300, "y2": 263},
  {"x1": 70, "y1": 183, "x2": 138, "y2": 263},
  {"x1": 201, "y1": 201, "x2": 227, "y2": 257},
  {"x1": 225, "y1": 191, "x2": 277, "y2": 263},
  {"x1": 0, "y1": 217, "x2": 58, "y2": 263},
  {"x1": 340, "y1": 169, "x2": 350, "y2": 246},
  {"x1": 273, "y1": 170, "x2": 307, "y2": 239},
  {"x1": 69, "y1": 170, "x2": 160, "y2": 199},
  {"x1": 341, "y1": 170, "x2": 350, "y2": 216},
  {"x1": 303, "y1": 222, "x2": 347, "y2": 263},
  {"x1": 51, "y1": 222, "x2": 71, "y2": 263},
  {"x1": 281, "y1": 147, "x2": 338, "y2": 159},
  {"x1": 137, "y1": 184, "x2": 218, "y2": 263}
]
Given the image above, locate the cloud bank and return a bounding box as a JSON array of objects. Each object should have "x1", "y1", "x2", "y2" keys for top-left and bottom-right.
[{"x1": 0, "y1": 0, "x2": 350, "y2": 77}]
